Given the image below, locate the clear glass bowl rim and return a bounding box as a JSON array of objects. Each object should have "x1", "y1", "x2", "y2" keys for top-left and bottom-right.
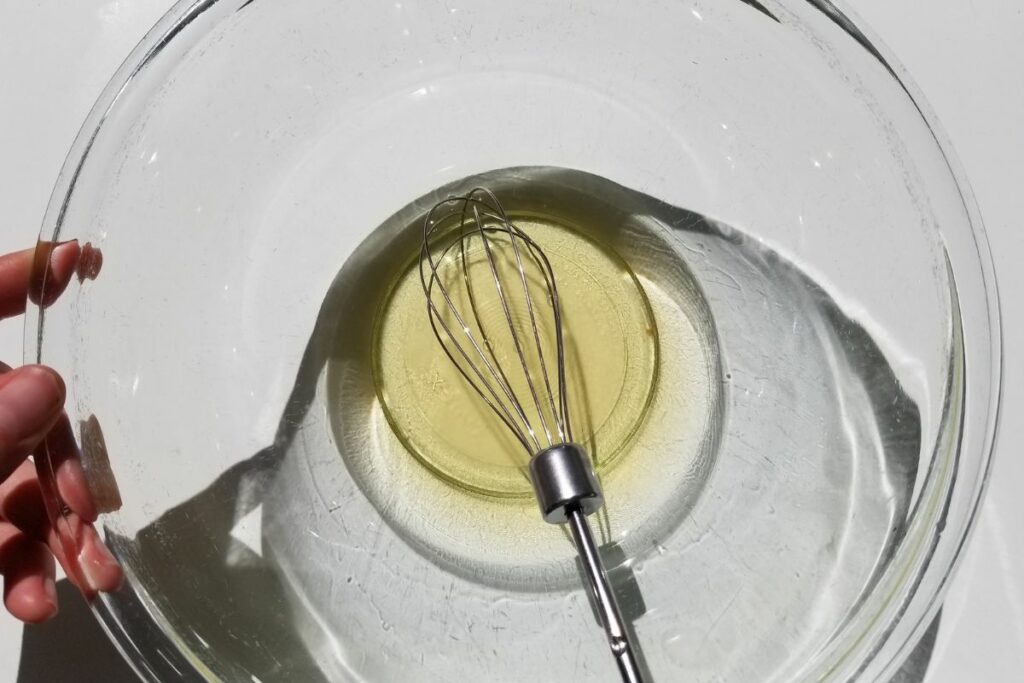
[{"x1": 24, "y1": 1, "x2": 1003, "y2": 681}]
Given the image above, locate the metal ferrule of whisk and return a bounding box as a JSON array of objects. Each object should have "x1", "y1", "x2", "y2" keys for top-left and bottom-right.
[
  {"x1": 420, "y1": 188, "x2": 646, "y2": 683},
  {"x1": 528, "y1": 443, "x2": 603, "y2": 523}
]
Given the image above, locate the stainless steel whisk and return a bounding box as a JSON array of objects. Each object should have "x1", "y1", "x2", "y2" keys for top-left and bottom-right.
[{"x1": 419, "y1": 187, "x2": 646, "y2": 683}]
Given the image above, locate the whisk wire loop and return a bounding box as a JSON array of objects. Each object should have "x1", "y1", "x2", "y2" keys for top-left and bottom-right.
[{"x1": 419, "y1": 188, "x2": 570, "y2": 454}]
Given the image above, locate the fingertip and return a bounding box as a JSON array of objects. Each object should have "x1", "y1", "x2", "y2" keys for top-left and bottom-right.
[
  {"x1": 33, "y1": 240, "x2": 81, "y2": 308},
  {"x1": 2, "y1": 364, "x2": 66, "y2": 401},
  {"x1": 57, "y1": 456, "x2": 98, "y2": 523},
  {"x1": 6, "y1": 578, "x2": 59, "y2": 624},
  {"x1": 50, "y1": 240, "x2": 81, "y2": 284},
  {"x1": 77, "y1": 526, "x2": 123, "y2": 595},
  {"x1": 24, "y1": 365, "x2": 66, "y2": 403},
  {"x1": 0, "y1": 366, "x2": 67, "y2": 477},
  {"x1": 2, "y1": 541, "x2": 58, "y2": 624},
  {"x1": 45, "y1": 516, "x2": 121, "y2": 598}
]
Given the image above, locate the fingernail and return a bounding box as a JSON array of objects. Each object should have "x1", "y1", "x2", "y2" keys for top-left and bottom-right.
[
  {"x1": 52, "y1": 239, "x2": 80, "y2": 252},
  {"x1": 0, "y1": 367, "x2": 65, "y2": 455},
  {"x1": 50, "y1": 240, "x2": 80, "y2": 273},
  {"x1": 77, "y1": 532, "x2": 120, "y2": 593},
  {"x1": 77, "y1": 547, "x2": 102, "y2": 593}
]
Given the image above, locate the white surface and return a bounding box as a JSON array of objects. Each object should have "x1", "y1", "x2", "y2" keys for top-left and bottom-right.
[{"x1": 0, "y1": 1, "x2": 1020, "y2": 680}]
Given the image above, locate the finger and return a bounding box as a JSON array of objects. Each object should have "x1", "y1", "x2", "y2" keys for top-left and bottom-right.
[
  {"x1": 0, "y1": 365, "x2": 66, "y2": 481},
  {"x1": 0, "y1": 249, "x2": 33, "y2": 320},
  {"x1": 75, "y1": 521, "x2": 123, "y2": 595},
  {"x1": 44, "y1": 414, "x2": 98, "y2": 522},
  {"x1": 44, "y1": 511, "x2": 122, "y2": 597},
  {"x1": 0, "y1": 462, "x2": 119, "y2": 596},
  {"x1": 0, "y1": 364, "x2": 99, "y2": 523},
  {"x1": 0, "y1": 521, "x2": 58, "y2": 623},
  {"x1": 0, "y1": 461, "x2": 82, "y2": 589},
  {"x1": 0, "y1": 430, "x2": 119, "y2": 600},
  {"x1": 0, "y1": 241, "x2": 81, "y2": 321},
  {"x1": 0, "y1": 460, "x2": 49, "y2": 535}
]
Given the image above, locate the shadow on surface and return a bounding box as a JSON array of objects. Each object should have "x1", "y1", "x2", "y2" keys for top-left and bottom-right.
[
  {"x1": 17, "y1": 580, "x2": 135, "y2": 683},
  {"x1": 889, "y1": 611, "x2": 943, "y2": 683}
]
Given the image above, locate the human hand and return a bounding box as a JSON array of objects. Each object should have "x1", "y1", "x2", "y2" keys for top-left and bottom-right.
[{"x1": 0, "y1": 241, "x2": 122, "y2": 623}]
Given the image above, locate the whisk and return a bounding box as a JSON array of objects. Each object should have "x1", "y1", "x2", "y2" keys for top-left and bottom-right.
[{"x1": 419, "y1": 187, "x2": 646, "y2": 683}]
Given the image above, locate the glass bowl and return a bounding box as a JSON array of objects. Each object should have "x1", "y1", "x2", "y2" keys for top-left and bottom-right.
[{"x1": 27, "y1": 1, "x2": 1000, "y2": 681}]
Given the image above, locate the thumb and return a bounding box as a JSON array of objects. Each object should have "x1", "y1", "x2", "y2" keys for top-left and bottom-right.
[{"x1": 0, "y1": 366, "x2": 66, "y2": 481}]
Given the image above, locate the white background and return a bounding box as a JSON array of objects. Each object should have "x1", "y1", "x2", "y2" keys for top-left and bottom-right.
[{"x1": 0, "y1": 1, "x2": 1020, "y2": 680}]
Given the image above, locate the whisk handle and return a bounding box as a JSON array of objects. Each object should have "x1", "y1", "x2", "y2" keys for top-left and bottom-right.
[{"x1": 566, "y1": 506, "x2": 648, "y2": 683}]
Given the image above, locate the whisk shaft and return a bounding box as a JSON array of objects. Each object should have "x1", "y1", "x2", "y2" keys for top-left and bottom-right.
[{"x1": 567, "y1": 507, "x2": 644, "y2": 683}]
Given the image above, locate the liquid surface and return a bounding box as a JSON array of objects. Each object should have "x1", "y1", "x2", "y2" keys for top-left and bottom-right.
[
  {"x1": 375, "y1": 216, "x2": 658, "y2": 497},
  {"x1": 326, "y1": 177, "x2": 722, "y2": 589}
]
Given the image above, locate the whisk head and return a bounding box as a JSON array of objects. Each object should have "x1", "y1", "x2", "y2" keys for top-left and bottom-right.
[{"x1": 418, "y1": 187, "x2": 575, "y2": 457}]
